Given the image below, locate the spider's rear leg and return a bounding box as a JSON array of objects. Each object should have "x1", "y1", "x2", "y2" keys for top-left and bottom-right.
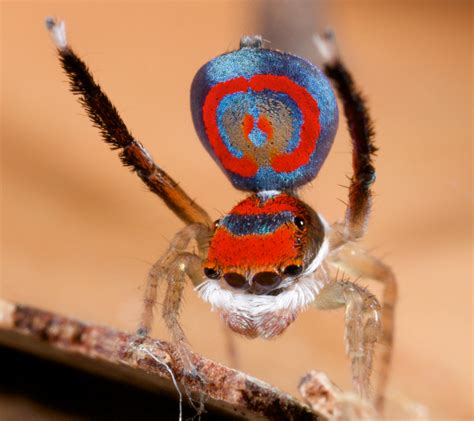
[
  {"x1": 328, "y1": 241, "x2": 397, "y2": 413},
  {"x1": 138, "y1": 223, "x2": 210, "y2": 337},
  {"x1": 313, "y1": 279, "x2": 382, "y2": 402}
]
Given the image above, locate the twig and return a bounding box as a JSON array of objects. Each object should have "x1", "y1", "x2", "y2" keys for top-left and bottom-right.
[{"x1": 0, "y1": 299, "x2": 322, "y2": 420}]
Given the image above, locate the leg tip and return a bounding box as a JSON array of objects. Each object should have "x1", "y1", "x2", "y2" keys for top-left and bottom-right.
[
  {"x1": 45, "y1": 16, "x2": 56, "y2": 30},
  {"x1": 136, "y1": 327, "x2": 149, "y2": 337},
  {"x1": 45, "y1": 16, "x2": 68, "y2": 50},
  {"x1": 313, "y1": 27, "x2": 340, "y2": 66}
]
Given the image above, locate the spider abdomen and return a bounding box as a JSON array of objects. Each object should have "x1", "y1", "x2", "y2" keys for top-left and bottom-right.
[{"x1": 191, "y1": 43, "x2": 339, "y2": 191}]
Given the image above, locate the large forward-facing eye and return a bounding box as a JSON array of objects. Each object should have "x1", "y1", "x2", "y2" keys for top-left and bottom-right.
[
  {"x1": 251, "y1": 272, "x2": 282, "y2": 295},
  {"x1": 224, "y1": 272, "x2": 248, "y2": 289}
]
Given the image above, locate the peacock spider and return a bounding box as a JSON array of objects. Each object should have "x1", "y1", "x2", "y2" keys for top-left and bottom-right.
[{"x1": 46, "y1": 18, "x2": 397, "y2": 414}]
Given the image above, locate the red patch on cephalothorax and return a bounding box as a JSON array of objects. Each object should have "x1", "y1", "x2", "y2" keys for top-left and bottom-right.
[
  {"x1": 205, "y1": 193, "x2": 311, "y2": 272},
  {"x1": 207, "y1": 225, "x2": 297, "y2": 269},
  {"x1": 202, "y1": 75, "x2": 320, "y2": 177},
  {"x1": 230, "y1": 193, "x2": 302, "y2": 216}
]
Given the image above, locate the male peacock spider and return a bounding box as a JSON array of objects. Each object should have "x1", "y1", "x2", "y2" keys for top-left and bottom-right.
[{"x1": 46, "y1": 17, "x2": 397, "y2": 414}]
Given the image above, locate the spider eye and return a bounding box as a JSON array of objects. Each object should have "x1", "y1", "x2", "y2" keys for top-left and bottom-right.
[
  {"x1": 283, "y1": 264, "x2": 303, "y2": 276},
  {"x1": 213, "y1": 219, "x2": 221, "y2": 229},
  {"x1": 293, "y1": 216, "x2": 306, "y2": 230},
  {"x1": 224, "y1": 272, "x2": 248, "y2": 289},
  {"x1": 251, "y1": 272, "x2": 282, "y2": 295},
  {"x1": 204, "y1": 267, "x2": 221, "y2": 279},
  {"x1": 253, "y1": 272, "x2": 282, "y2": 287}
]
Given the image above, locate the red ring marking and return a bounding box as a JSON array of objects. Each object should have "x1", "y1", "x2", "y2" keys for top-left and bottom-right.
[
  {"x1": 250, "y1": 75, "x2": 320, "y2": 173},
  {"x1": 203, "y1": 77, "x2": 258, "y2": 177},
  {"x1": 202, "y1": 75, "x2": 320, "y2": 177}
]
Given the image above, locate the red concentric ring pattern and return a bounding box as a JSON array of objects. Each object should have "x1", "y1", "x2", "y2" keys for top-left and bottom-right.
[{"x1": 202, "y1": 75, "x2": 321, "y2": 177}]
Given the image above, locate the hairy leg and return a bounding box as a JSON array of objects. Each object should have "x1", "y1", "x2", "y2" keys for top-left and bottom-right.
[
  {"x1": 139, "y1": 249, "x2": 207, "y2": 415},
  {"x1": 161, "y1": 252, "x2": 204, "y2": 372},
  {"x1": 314, "y1": 280, "x2": 381, "y2": 401},
  {"x1": 328, "y1": 241, "x2": 397, "y2": 412},
  {"x1": 138, "y1": 223, "x2": 210, "y2": 336},
  {"x1": 314, "y1": 31, "x2": 377, "y2": 241},
  {"x1": 45, "y1": 18, "x2": 211, "y2": 227}
]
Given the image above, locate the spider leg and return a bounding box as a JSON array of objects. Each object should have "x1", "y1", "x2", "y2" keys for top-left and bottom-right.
[
  {"x1": 314, "y1": 279, "x2": 381, "y2": 403},
  {"x1": 161, "y1": 250, "x2": 211, "y2": 416},
  {"x1": 138, "y1": 223, "x2": 210, "y2": 337},
  {"x1": 139, "y1": 247, "x2": 207, "y2": 415},
  {"x1": 328, "y1": 241, "x2": 397, "y2": 413},
  {"x1": 315, "y1": 30, "x2": 395, "y2": 412},
  {"x1": 314, "y1": 31, "x2": 377, "y2": 241},
  {"x1": 161, "y1": 251, "x2": 203, "y2": 372},
  {"x1": 45, "y1": 18, "x2": 211, "y2": 227}
]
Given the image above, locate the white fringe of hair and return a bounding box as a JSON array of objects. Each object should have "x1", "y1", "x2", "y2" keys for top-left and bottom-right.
[
  {"x1": 45, "y1": 17, "x2": 67, "y2": 50},
  {"x1": 196, "y1": 271, "x2": 326, "y2": 320},
  {"x1": 313, "y1": 29, "x2": 339, "y2": 66}
]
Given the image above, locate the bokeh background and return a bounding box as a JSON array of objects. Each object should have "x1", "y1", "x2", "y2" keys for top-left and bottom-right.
[{"x1": 1, "y1": 1, "x2": 471, "y2": 419}]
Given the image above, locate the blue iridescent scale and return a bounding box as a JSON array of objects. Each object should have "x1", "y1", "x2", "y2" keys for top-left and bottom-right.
[{"x1": 222, "y1": 212, "x2": 294, "y2": 236}]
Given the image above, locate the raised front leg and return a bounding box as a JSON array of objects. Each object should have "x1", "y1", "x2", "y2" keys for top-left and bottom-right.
[
  {"x1": 314, "y1": 280, "x2": 381, "y2": 402},
  {"x1": 314, "y1": 31, "x2": 377, "y2": 243},
  {"x1": 45, "y1": 18, "x2": 211, "y2": 227},
  {"x1": 328, "y1": 241, "x2": 397, "y2": 412}
]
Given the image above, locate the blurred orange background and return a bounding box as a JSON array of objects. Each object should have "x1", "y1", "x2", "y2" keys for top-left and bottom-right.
[{"x1": 1, "y1": 1, "x2": 471, "y2": 419}]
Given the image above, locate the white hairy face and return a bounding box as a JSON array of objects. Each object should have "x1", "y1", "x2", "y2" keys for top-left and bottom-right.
[{"x1": 196, "y1": 236, "x2": 330, "y2": 339}]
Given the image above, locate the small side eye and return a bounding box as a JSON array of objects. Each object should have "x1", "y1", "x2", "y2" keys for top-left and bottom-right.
[
  {"x1": 204, "y1": 267, "x2": 221, "y2": 279},
  {"x1": 213, "y1": 219, "x2": 221, "y2": 230},
  {"x1": 293, "y1": 216, "x2": 306, "y2": 230},
  {"x1": 283, "y1": 265, "x2": 303, "y2": 276}
]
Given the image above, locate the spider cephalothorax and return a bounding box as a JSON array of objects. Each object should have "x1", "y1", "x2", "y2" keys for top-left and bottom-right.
[
  {"x1": 47, "y1": 19, "x2": 397, "y2": 415},
  {"x1": 204, "y1": 192, "x2": 325, "y2": 282},
  {"x1": 200, "y1": 192, "x2": 328, "y2": 337}
]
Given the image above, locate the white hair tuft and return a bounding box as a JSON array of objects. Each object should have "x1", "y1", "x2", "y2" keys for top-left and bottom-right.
[
  {"x1": 45, "y1": 17, "x2": 68, "y2": 50},
  {"x1": 313, "y1": 29, "x2": 339, "y2": 66}
]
